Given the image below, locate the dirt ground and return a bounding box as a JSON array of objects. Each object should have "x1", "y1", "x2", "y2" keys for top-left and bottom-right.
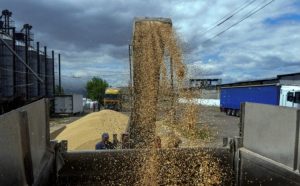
[{"x1": 49, "y1": 115, "x2": 84, "y2": 136}]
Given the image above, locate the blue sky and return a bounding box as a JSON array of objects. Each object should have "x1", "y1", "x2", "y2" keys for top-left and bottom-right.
[
  {"x1": 2, "y1": 0, "x2": 300, "y2": 93},
  {"x1": 264, "y1": 13, "x2": 300, "y2": 25}
]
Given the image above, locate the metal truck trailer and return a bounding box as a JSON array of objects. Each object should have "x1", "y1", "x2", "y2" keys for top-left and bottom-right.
[{"x1": 220, "y1": 84, "x2": 300, "y2": 116}]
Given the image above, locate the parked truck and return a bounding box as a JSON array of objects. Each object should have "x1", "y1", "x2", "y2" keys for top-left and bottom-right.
[
  {"x1": 103, "y1": 88, "x2": 122, "y2": 111},
  {"x1": 220, "y1": 84, "x2": 300, "y2": 116},
  {"x1": 54, "y1": 94, "x2": 83, "y2": 115}
]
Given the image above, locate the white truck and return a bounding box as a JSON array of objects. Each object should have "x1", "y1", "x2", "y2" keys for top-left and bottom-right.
[
  {"x1": 279, "y1": 85, "x2": 300, "y2": 108},
  {"x1": 54, "y1": 94, "x2": 83, "y2": 115}
]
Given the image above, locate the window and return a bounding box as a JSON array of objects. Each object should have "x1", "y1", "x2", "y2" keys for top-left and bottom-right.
[
  {"x1": 295, "y1": 92, "x2": 300, "y2": 103},
  {"x1": 287, "y1": 92, "x2": 294, "y2": 102},
  {"x1": 104, "y1": 94, "x2": 119, "y2": 99}
]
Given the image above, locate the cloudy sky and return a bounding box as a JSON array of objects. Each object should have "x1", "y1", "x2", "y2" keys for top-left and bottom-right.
[{"x1": 2, "y1": 0, "x2": 300, "y2": 93}]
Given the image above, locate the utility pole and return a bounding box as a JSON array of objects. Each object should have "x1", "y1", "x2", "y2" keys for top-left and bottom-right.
[
  {"x1": 128, "y1": 44, "x2": 132, "y2": 87},
  {"x1": 44, "y1": 46, "x2": 47, "y2": 96},
  {"x1": 170, "y1": 57, "x2": 175, "y2": 124},
  {"x1": 128, "y1": 44, "x2": 133, "y2": 113},
  {"x1": 58, "y1": 53, "x2": 61, "y2": 95},
  {"x1": 52, "y1": 50, "x2": 55, "y2": 96},
  {"x1": 37, "y1": 42, "x2": 40, "y2": 96}
]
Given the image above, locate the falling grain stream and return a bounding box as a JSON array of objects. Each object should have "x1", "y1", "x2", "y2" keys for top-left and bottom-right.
[{"x1": 129, "y1": 18, "x2": 230, "y2": 185}]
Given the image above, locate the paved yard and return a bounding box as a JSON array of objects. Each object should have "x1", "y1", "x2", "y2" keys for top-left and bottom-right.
[{"x1": 198, "y1": 106, "x2": 240, "y2": 147}]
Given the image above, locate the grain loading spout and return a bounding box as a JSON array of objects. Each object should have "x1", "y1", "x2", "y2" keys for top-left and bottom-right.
[{"x1": 129, "y1": 17, "x2": 173, "y2": 148}]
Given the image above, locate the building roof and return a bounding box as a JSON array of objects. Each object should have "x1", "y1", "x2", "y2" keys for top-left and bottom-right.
[
  {"x1": 277, "y1": 72, "x2": 300, "y2": 78},
  {"x1": 189, "y1": 78, "x2": 221, "y2": 81},
  {"x1": 218, "y1": 71, "x2": 300, "y2": 87},
  {"x1": 219, "y1": 77, "x2": 278, "y2": 87}
]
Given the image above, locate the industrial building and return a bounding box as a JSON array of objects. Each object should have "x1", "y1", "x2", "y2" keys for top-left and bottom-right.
[
  {"x1": 220, "y1": 72, "x2": 300, "y2": 87},
  {"x1": 189, "y1": 78, "x2": 222, "y2": 89},
  {"x1": 188, "y1": 72, "x2": 300, "y2": 100},
  {"x1": 188, "y1": 78, "x2": 222, "y2": 99},
  {"x1": 0, "y1": 9, "x2": 56, "y2": 114}
]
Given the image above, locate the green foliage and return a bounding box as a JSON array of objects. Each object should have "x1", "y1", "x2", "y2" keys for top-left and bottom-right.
[
  {"x1": 55, "y1": 85, "x2": 64, "y2": 95},
  {"x1": 86, "y1": 77, "x2": 109, "y2": 104}
]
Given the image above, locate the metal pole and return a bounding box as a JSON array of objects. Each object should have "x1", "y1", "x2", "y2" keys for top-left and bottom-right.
[
  {"x1": 25, "y1": 29, "x2": 29, "y2": 100},
  {"x1": 52, "y1": 50, "x2": 55, "y2": 95},
  {"x1": 58, "y1": 53, "x2": 61, "y2": 95},
  {"x1": 170, "y1": 57, "x2": 175, "y2": 124},
  {"x1": 128, "y1": 45, "x2": 132, "y2": 87},
  {"x1": 44, "y1": 46, "x2": 48, "y2": 96},
  {"x1": 0, "y1": 36, "x2": 43, "y2": 82},
  {"x1": 170, "y1": 57, "x2": 174, "y2": 90},
  {"x1": 128, "y1": 44, "x2": 133, "y2": 115},
  {"x1": 12, "y1": 27, "x2": 16, "y2": 95},
  {"x1": 37, "y1": 42, "x2": 40, "y2": 96}
]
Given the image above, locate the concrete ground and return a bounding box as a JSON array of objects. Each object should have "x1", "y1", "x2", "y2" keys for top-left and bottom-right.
[{"x1": 198, "y1": 106, "x2": 240, "y2": 147}]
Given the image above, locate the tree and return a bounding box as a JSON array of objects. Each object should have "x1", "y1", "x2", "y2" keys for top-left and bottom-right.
[
  {"x1": 86, "y1": 77, "x2": 109, "y2": 104},
  {"x1": 55, "y1": 85, "x2": 64, "y2": 95}
]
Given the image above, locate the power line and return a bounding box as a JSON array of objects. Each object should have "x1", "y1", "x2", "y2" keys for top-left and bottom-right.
[
  {"x1": 199, "y1": 0, "x2": 257, "y2": 36},
  {"x1": 203, "y1": 0, "x2": 275, "y2": 43}
]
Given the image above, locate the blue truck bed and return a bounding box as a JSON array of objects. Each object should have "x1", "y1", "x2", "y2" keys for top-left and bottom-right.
[{"x1": 220, "y1": 84, "x2": 280, "y2": 110}]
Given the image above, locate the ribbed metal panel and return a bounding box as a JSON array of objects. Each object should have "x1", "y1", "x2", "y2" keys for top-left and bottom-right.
[
  {"x1": 38, "y1": 54, "x2": 46, "y2": 97},
  {"x1": 0, "y1": 37, "x2": 14, "y2": 100},
  {"x1": 46, "y1": 57, "x2": 54, "y2": 97},
  {"x1": 15, "y1": 44, "x2": 26, "y2": 98},
  {"x1": 28, "y1": 49, "x2": 38, "y2": 99}
]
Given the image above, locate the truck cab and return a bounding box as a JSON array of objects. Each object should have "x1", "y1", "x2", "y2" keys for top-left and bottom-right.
[
  {"x1": 280, "y1": 85, "x2": 300, "y2": 109},
  {"x1": 103, "y1": 88, "x2": 122, "y2": 111}
]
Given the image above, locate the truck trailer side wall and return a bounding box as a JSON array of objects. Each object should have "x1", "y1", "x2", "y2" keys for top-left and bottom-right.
[{"x1": 220, "y1": 85, "x2": 280, "y2": 111}]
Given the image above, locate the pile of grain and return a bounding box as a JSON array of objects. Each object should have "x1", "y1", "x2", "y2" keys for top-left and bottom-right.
[{"x1": 55, "y1": 110, "x2": 129, "y2": 150}]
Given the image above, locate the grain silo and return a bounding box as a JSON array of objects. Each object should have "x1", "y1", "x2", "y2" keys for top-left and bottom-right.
[
  {"x1": 0, "y1": 33, "x2": 14, "y2": 100},
  {"x1": 28, "y1": 47, "x2": 38, "y2": 99},
  {"x1": 39, "y1": 51, "x2": 46, "y2": 97},
  {"x1": 15, "y1": 39, "x2": 27, "y2": 99},
  {"x1": 46, "y1": 54, "x2": 54, "y2": 97},
  {"x1": 0, "y1": 9, "x2": 57, "y2": 114}
]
